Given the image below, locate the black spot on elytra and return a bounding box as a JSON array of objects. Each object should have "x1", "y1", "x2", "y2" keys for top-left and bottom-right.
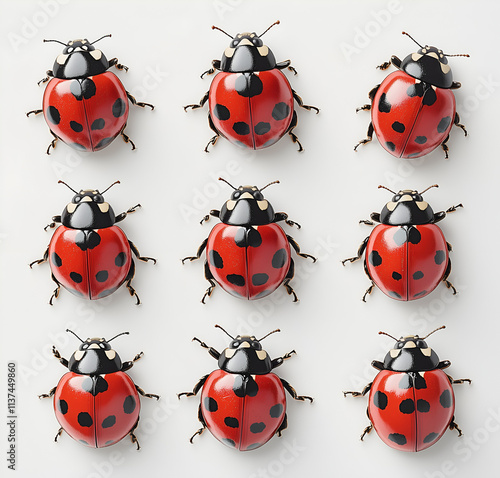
[
  {"x1": 435, "y1": 250, "x2": 446, "y2": 265},
  {"x1": 423, "y1": 87, "x2": 437, "y2": 106},
  {"x1": 246, "y1": 442, "x2": 261, "y2": 450},
  {"x1": 373, "y1": 391, "x2": 388, "y2": 410},
  {"x1": 81, "y1": 376, "x2": 108, "y2": 396},
  {"x1": 399, "y1": 374, "x2": 412, "y2": 389},
  {"x1": 57, "y1": 399, "x2": 68, "y2": 414},
  {"x1": 413, "y1": 290, "x2": 428, "y2": 298},
  {"x1": 250, "y1": 422, "x2": 266, "y2": 434},
  {"x1": 70, "y1": 78, "x2": 96, "y2": 101},
  {"x1": 213, "y1": 104, "x2": 230, "y2": 121},
  {"x1": 272, "y1": 249, "x2": 287, "y2": 269},
  {"x1": 204, "y1": 396, "x2": 218, "y2": 412},
  {"x1": 95, "y1": 137, "x2": 114, "y2": 150},
  {"x1": 392, "y1": 121, "x2": 405, "y2": 133},
  {"x1": 270, "y1": 403, "x2": 283, "y2": 418},
  {"x1": 222, "y1": 438, "x2": 236, "y2": 447},
  {"x1": 368, "y1": 250, "x2": 382, "y2": 267},
  {"x1": 227, "y1": 274, "x2": 245, "y2": 287},
  {"x1": 224, "y1": 417, "x2": 239, "y2": 428},
  {"x1": 104, "y1": 440, "x2": 114, "y2": 446},
  {"x1": 209, "y1": 250, "x2": 224, "y2": 269},
  {"x1": 47, "y1": 105, "x2": 61, "y2": 125},
  {"x1": 234, "y1": 227, "x2": 262, "y2": 247},
  {"x1": 96, "y1": 270, "x2": 108, "y2": 282},
  {"x1": 252, "y1": 273, "x2": 269, "y2": 286},
  {"x1": 70, "y1": 271, "x2": 83, "y2": 283},
  {"x1": 393, "y1": 227, "x2": 408, "y2": 246},
  {"x1": 413, "y1": 271, "x2": 424, "y2": 280},
  {"x1": 407, "y1": 82, "x2": 424, "y2": 97},
  {"x1": 112, "y1": 98, "x2": 126, "y2": 118},
  {"x1": 123, "y1": 395, "x2": 136, "y2": 414},
  {"x1": 102, "y1": 415, "x2": 116, "y2": 428},
  {"x1": 399, "y1": 399, "x2": 415, "y2": 414},
  {"x1": 392, "y1": 271, "x2": 402, "y2": 281},
  {"x1": 233, "y1": 121, "x2": 250, "y2": 135},
  {"x1": 389, "y1": 291, "x2": 402, "y2": 299},
  {"x1": 378, "y1": 92, "x2": 391, "y2": 113},
  {"x1": 414, "y1": 374, "x2": 427, "y2": 390},
  {"x1": 235, "y1": 72, "x2": 263, "y2": 98},
  {"x1": 417, "y1": 399, "x2": 430, "y2": 413},
  {"x1": 388, "y1": 433, "x2": 407, "y2": 446},
  {"x1": 437, "y1": 116, "x2": 452, "y2": 133},
  {"x1": 75, "y1": 230, "x2": 101, "y2": 251},
  {"x1": 78, "y1": 412, "x2": 93, "y2": 427},
  {"x1": 255, "y1": 122, "x2": 271, "y2": 135},
  {"x1": 70, "y1": 142, "x2": 87, "y2": 151},
  {"x1": 52, "y1": 252, "x2": 62, "y2": 267},
  {"x1": 385, "y1": 141, "x2": 396, "y2": 152},
  {"x1": 232, "y1": 375, "x2": 259, "y2": 398},
  {"x1": 79, "y1": 439, "x2": 89, "y2": 445},
  {"x1": 440, "y1": 389, "x2": 452, "y2": 408},
  {"x1": 415, "y1": 135, "x2": 428, "y2": 144},
  {"x1": 423, "y1": 432, "x2": 439, "y2": 443},
  {"x1": 70, "y1": 121, "x2": 83, "y2": 133},
  {"x1": 91, "y1": 118, "x2": 105, "y2": 130},
  {"x1": 408, "y1": 227, "x2": 421, "y2": 244},
  {"x1": 115, "y1": 252, "x2": 126, "y2": 267},
  {"x1": 272, "y1": 102, "x2": 290, "y2": 121}
]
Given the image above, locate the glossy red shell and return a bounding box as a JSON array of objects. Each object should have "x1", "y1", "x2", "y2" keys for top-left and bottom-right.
[
  {"x1": 372, "y1": 70, "x2": 456, "y2": 158},
  {"x1": 209, "y1": 70, "x2": 294, "y2": 149},
  {"x1": 43, "y1": 71, "x2": 129, "y2": 152},
  {"x1": 365, "y1": 224, "x2": 448, "y2": 301},
  {"x1": 368, "y1": 369, "x2": 455, "y2": 452},
  {"x1": 54, "y1": 371, "x2": 140, "y2": 448},
  {"x1": 206, "y1": 223, "x2": 291, "y2": 300},
  {"x1": 48, "y1": 225, "x2": 132, "y2": 300},
  {"x1": 201, "y1": 369, "x2": 286, "y2": 451}
]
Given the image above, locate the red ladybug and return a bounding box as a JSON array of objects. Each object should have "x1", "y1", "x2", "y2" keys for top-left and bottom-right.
[
  {"x1": 182, "y1": 178, "x2": 316, "y2": 302},
  {"x1": 178, "y1": 325, "x2": 312, "y2": 451},
  {"x1": 344, "y1": 326, "x2": 471, "y2": 452},
  {"x1": 184, "y1": 21, "x2": 319, "y2": 152},
  {"x1": 354, "y1": 32, "x2": 468, "y2": 159},
  {"x1": 39, "y1": 330, "x2": 159, "y2": 449},
  {"x1": 27, "y1": 35, "x2": 154, "y2": 154},
  {"x1": 342, "y1": 184, "x2": 462, "y2": 301},
  {"x1": 30, "y1": 180, "x2": 156, "y2": 304}
]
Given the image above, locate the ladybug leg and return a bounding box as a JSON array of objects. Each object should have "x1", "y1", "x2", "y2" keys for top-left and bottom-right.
[
  {"x1": 447, "y1": 375, "x2": 472, "y2": 385},
  {"x1": 200, "y1": 209, "x2": 220, "y2": 225},
  {"x1": 49, "y1": 273, "x2": 61, "y2": 305},
  {"x1": 189, "y1": 404, "x2": 207, "y2": 443},
  {"x1": 26, "y1": 108, "x2": 43, "y2": 117},
  {"x1": 29, "y1": 246, "x2": 49, "y2": 268},
  {"x1": 129, "y1": 240, "x2": 157, "y2": 264},
  {"x1": 445, "y1": 204, "x2": 464, "y2": 214},
  {"x1": 360, "y1": 423, "x2": 374, "y2": 441},
  {"x1": 442, "y1": 255, "x2": 457, "y2": 295},
  {"x1": 280, "y1": 378, "x2": 313, "y2": 402},
  {"x1": 54, "y1": 427, "x2": 64, "y2": 443},
  {"x1": 362, "y1": 283, "x2": 375, "y2": 302},
  {"x1": 38, "y1": 386, "x2": 56, "y2": 399},
  {"x1": 46, "y1": 131, "x2": 59, "y2": 155},
  {"x1": 274, "y1": 212, "x2": 301, "y2": 229},
  {"x1": 291, "y1": 89, "x2": 319, "y2": 114},
  {"x1": 271, "y1": 350, "x2": 296, "y2": 369},
  {"x1": 343, "y1": 382, "x2": 372, "y2": 398},
  {"x1": 120, "y1": 127, "x2": 136, "y2": 151},
  {"x1": 276, "y1": 413, "x2": 288, "y2": 437},
  {"x1": 286, "y1": 234, "x2": 316, "y2": 262},
  {"x1": 183, "y1": 91, "x2": 209, "y2": 111},
  {"x1": 121, "y1": 351, "x2": 144, "y2": 371},
  {"x1": 200, "y1": 59, "x2": 221, "y2": 79},
  {"x1": 356, "y1": 84, "x2": 380, "y2": 113},
  {"x1": 192, "y1": 338, "x2": 220, "y2": 360},
  {"x1": 115, "y1": 204, "x2": 142, "y2": 223},
  {"x1": 124, "y1": 260, "x2": 142, "y2": 305},
  {"x1": 108, "y1": 58, "x2": 129, "y2": 72},
  {"x1": 282, "y1": 259, "x2": 298, "y2": 302},
  {"x1": 286, "y1": 111, "x2": 303, "y2": 152},
  {"x1": 276, "y1": 60, "x2": 298, "y2": 76},
  {"x1": 454, "y1": 112, "x2": 467, "y2": 136},
  {"x1": 126, "y1": 91, "x2": 154, "y2": 110},
  {"x1": 135, "y1": 384, "x2": 160, "y2": 401},
  {"x1": 354, "y1": 122, "x2": 374, "y2": 151},
  {"x1": 52, "y1": 346, "x2": 69, "y2": 368},
  {"x1": 441, "y1": 134, "x2": 451, "y2": 159},
  {"x1": 376, "y1": 55, "x2": 401, "y2": 70},
  {"x1": 177, "y1": 374, "x2": 209, "y2": 399},
  {"x1": 128, "y1": 420, "x2": 141, "y2": 450},
  {"x1": 182, "y1": 238, "x2": 208, "y2": 264},
  {"x1": 204, "y1": 114, "x2": 220, "y2": 153},
  {"x1": 202, "y1": 261, "x2": 217, "y2": 303},
  {"x1": 44, "y1": 215, "x2": 62, "y2": 231},
  {"x1": 449, "y1": 417, "x2": 463, "y2": 437},
  {"x1": 341, "y1": 236, "x2": 369, "y2": 265}
]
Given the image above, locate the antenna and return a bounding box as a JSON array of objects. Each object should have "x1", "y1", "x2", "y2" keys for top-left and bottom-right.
[
  {"x1": 258, "y1": 329, "x2": 280, "y2": 341},
  {"x1": 378, "y1": 330, "x2": 399, "y2": 341},
  {"x1": 107, "y1": 331, "x2": 130, "y2": 342},
  {"x1": 419, "y1": 184, "x2": 439, "y2": 195},
  {"x1": 422, "y1": 325, "x2": 446, "y2": 339},
  {"x1": 211, "y1": 25, "x2": 234, "y2": 39},
  {"x1": 101, "y1": 180, "x2": 121, "y2": 194},
  {"x1": 58, "y1": 180, "x2": 78, "y2": 194},
  {"x1": 378, "y1": 185, "x2": 397, "y2": 194},
  {"x1": 91, "y1": 34, "x2": 112, "y2": 45},
  {"x1": 402, "y1": 31, "x2": 423, "y2": 49},
  {"x1": 444, "y1": 53, "x2": 470, "y2": 58},
  {"x1": 66, "y1": 329, "x2": 84, "y2": 343},
  {"x1": 259, "y1": 20, "x2": 280, "y2": 37},
  {"x1": 260, "y1": 180, "x2": 280, "y2": 191},
  {"x1": 218, "y1": 177, "x2": 237, "y2": 190},
  {"x1": 43, "y1": 39, "x2": 68, "y2": 47},
  {"x1": 215, "y1": 324, "x2": 235, "y2": 340}
]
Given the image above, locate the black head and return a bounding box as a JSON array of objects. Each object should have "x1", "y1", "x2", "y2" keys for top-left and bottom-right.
[
  {"x1": 47, "y1": 35, "x2": 112, "y2": 80},
  {"x1": 59, "y1": 180, "x2": 119, "y2": 229},
  {"x1": 67, "y1": 330, "x2": 128, "y2": 375},
  {"x1": 378, "y1": 185, "x2": 437, "y2": 225},
  {"x1": 216, "y1": 326, "x2": 279, "y2": 375},
  {"x1": 399, "y1": 32, "x2": 469, "y2": 89},
  {"x1": 218, "y1": 178, "x2": 277, "y2": 226},
  {"x1": 215, "y1": 21, "x2": 280, "y2": 73},
  {"x1": 380, "y1": 327, "x2": 445, "y2": 372}
]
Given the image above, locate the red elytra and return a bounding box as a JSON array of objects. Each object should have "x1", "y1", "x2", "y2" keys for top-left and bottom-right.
[
  {"x1": 368, "y1": 369, "x2": 454, "y2": 452},
  {"x1": 54, "y1": 371, "x2": 140, "y2": 448},
  {"x1": 43, "y1": 72, "x2": 130, "y2": 152},
  {"x1": 365, "y1": 224, "x2": 448, "y2": 301},
  {"x1": 201, "y1": 369, "x2": 286, "y2": 451},
  {"x1": 206, "y1": 223, "x2": 291, "y2": 300}
]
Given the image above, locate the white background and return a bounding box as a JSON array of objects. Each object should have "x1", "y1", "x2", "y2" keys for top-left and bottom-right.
[{"x1": 1, "y1": 0, "x2": 499, "y2": 477}]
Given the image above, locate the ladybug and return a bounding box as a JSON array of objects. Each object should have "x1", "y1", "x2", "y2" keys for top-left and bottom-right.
[
  {"x1": 184, "y1": 21, "x2": 319, "y2": 152},
  {"x1": 182, "y1": 178, "x2": 316, "y2": 302},
  {"x1": 342, "y1": 184, "x2": 462, "y2": 301},
  {"x1": 30, "y1": 180, "x2": 156, "y2": 304},
  {"x1": 39, "y1": 330, "x2": 159, "y2": 449},
  {"x1": 178, "y1": 325, "x2": 313, "y2": 451},
  {"x1": 354, "y1": 31, "x2": 469, "y2": 159},
  {"x1": 343, "y1": 326, "x2": 471, "y2": 452},
  {"x1": 27, "y1": 34, "x2": 154, "y2": 154}
]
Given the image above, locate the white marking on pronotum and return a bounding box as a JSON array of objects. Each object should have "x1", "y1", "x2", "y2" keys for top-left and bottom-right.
[
  {"x1": 98, "y1": 202, "x2": 110, "y2": 213},
  {"x1": 421, "y1": 347, "x2": 432, "y2": 356},
  {"x1": 66, "y1": 203, "x2": 77, "y2": 213},
  {"x1": 403, "y1": 341, "x2": 416, "y2": 348},
  {"x1": 56, "y1": 54, "x2": 69, "y2": 65},
  {"x1": 105, "y1": 350, "x2": 116, "y2": 360},
  {"x1": 416, "y1": 201, "x2": 428, "y2": 211},
  {"x1": 73, "y1": 350, "x2": 84, "y2": 361},
  {"x1": 256, "y1": 350, "x2": 267, "y2": 360},
  {"x1": 240, "y1": 192, "x2": 253, "y2": 199},
  {"x1": 90, "y1": 50, "x2": 102, "y2": 60},
  {"x1": 257, "y1": 200, "x2": 268, "y2": 210},
  {"x1": 389, "y1": 349, "x2": 400, "y2": 358},
  {"x1": 224, "y1": 47, "x2": 235, "y2": 58},
  {"x1": 225, "y1": 348, "x2": 236, "y2": 358},
  {"x1": 257, "y1": 45, "x2": 269, "y2": 56},
  {"x1": 225, "y1": 200, "x2": 236, "y2": 210}
]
